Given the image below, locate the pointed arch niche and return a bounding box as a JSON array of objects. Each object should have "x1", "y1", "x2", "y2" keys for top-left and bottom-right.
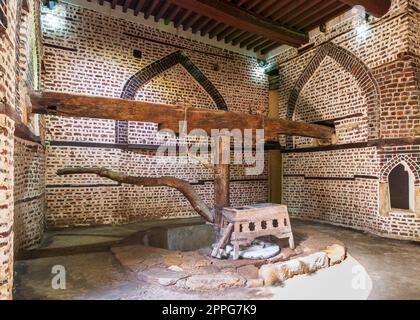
[
  {"x1": 285, "y1": 42, "x2": 380, "y2": 149},
  {"x1": 117, "y1": 50, "x2": 227, "y2": 144},
  {"x1": 380, "y1": 156, "x2": 420, "y2": 216}
]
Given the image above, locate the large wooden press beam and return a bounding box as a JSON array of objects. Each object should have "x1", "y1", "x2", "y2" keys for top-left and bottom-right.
[
  {"x1": 170, "y1": 0, "x2": 308, "y2": 47},
  {"x1": 30, "y1": 91, "x2": 335, "y2": 142},
  {"x1": 339, "y1": 0, "x2": 391, "y2": 18}
]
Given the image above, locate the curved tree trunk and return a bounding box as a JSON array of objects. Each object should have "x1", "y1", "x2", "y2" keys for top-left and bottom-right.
[{"x1": 57, "y1": 167, "x2": 214, "y2": 223}]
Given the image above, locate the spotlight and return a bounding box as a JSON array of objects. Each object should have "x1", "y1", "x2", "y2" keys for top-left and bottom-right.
[
  {"x1": 257, "y1": 59, "x2": 267, "y2": 69},
  {"x1": 43, "y1": 0, "x2": 58, "y2": 10},
  {"x1": 355, "y1": 23, "x2": 368, "y2": 40}
]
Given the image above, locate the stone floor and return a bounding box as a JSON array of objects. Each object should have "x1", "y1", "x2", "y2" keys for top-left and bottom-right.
[{"x1": 14, "y1": 218, "x2": 420, "y2": 300}]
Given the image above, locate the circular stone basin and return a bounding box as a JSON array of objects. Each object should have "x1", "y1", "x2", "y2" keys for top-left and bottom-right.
[{"x1": 226, "y1": 240, "x2": 280, "y2": 259}]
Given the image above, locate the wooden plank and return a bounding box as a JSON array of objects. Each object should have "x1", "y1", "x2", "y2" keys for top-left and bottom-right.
[
  {"x1": 30, "y1": 91, "x2": 335, "y2": 142},
  {"x1": 213, "y1": 135, "x2": 230, "y2": 234},
  {"x1": 169, "y1": 0, "x2": 308, "y2": 47},
  {"x1": 339, "y1": 0, "x2": 391, "y2": 18},
  {"x1": 134, "y1": 0, "x2": 147, "y2": 16},
  {"x1": 154, "y1": 0, "x2": 172, "y2": 22}
]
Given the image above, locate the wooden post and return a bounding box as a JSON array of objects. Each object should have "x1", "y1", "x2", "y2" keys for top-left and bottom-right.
[
  {"x1": 213, "y1": 135, "x2": 230, "y2": 237},
  {"x1": 268, "y1": 74, "x2": 282, "y2": 203}
]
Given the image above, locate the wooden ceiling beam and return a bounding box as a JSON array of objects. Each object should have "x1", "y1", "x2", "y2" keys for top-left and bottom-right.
[
  {"x1": 254, "y1": 39, "x2": 273, "y2": 52},
  {"x1": 271, "y1": 0, "x2": 307, "y2": 21},
  {"x1": 338, "y1": 0, "x2": 391, "y2": 18},
  {"x1": 263, "y1": 0, "x2": 291, "y2": 18},
  {"x1": 169, "y1": 0, "x2": 308, "y2": 47},
  {"x1": 30, "y1": 91, "x2": 335, "y2": 142},
  {"x1": 260, "y1": 42, "x2": 280, "y2": 54},
  {"x1": 244, "y1": 0, "x2": 263, "y2": 10},
  {"x1": 155, "y1": 0, "x2": 172, "y2": 22},
  {"x1": 200, "y1": 19, "x2": 217, "y2": 36},
  {"x1": 295, "y1": 1, "x2": 342, "y2": 29},
  {"x1": 246, "y1": 36, "x2": 266, "y2": 50},
  {"x1": 254, "y1": 0, "x2": 277, "y2": 15},
  {"x1": 167, "y1": 5, "x2": 182, "y2": 21},
  {"x1": 281, "y1": 0, "x2": 324, "y2": 25},
  {"x1": 111, "y1": 0, "x2": 118, "y2": 10},
  {"x1": 239, "y1": 34, "x2": 259, "y2": 48},
  {"x1": 208, "y1": 23, "x2": 226, "y2": 39},
  {"x1": 133, "y1": 0, "x2": 147, "y2": 16},
  {"x1": 183, "y1": 13, "x2": 202, "y2": 30},
  {"x1": 174, "y1": 9, "x2": 190, "y2": 28},
  {"x1": 217, "y1": 26, "x2": 235, "y2": 41},
  {"x1": 144, "y1": 0, "x2": 160, "y2": 19},
  {"x1": 232, "y1": 32, "x2": 252, "y2": 46},
  {"x1": 302, "y1": 4, "x2": 349, "y2": 30},
  {"x1": 192, "y1": 17, "x2": 210, "y2": 34},
  {"x1": 224, "y1": 29, "x2": 244, "y2": 44},
  {"x1": 122, "y1": 0, "x2": 133, "y2": 13}
]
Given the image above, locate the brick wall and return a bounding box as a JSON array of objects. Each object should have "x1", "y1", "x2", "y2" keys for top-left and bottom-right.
[
  {"x1": 0, "y1": 116, "x2": 14, "y2": 300},
  {"x1": 269, "y1": 0, "x2": 419, "y2": 241},
  {"x1": 13, "y1": 138, "x2": 45, "y2": 251},
  {"x1": 41, "y1": 2, "x2": 269, "y2": 227},
  {"x1": 0, "y1": 0, "x2": 44, "y2": 299}
]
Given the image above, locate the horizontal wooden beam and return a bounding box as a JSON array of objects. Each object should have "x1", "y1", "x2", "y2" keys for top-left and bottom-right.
[
  {"x1": 339, "y1": 0, "x2": 391, "y2": 18},
  {"x1": 169, "y1": 0, "x2": 308, "y2": 47},
  {"x1": 30, "y1": 91, "x2": 334, "y2": 142}
]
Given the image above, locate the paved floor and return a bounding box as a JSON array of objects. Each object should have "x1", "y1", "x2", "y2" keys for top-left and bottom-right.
[{"x1": 13, "y1": 218, "x2": 420, "y2": 300}]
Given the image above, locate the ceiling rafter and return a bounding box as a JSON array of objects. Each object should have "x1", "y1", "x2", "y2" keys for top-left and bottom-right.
[{"x1": 169, "y1": 0, "x2": 308, "y2": 47}]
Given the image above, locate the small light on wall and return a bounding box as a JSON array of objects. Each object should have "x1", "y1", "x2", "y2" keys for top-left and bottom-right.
[
  {"x1": 353, "y1": 5, "x2": 370, "y2": 41},
  {"x1": 44, "y1": 12, "x2": 62, "y2": 29},
  {"x1": 355, "y1": 22, "x2": 369, "y2": 40},
  {"x1": 257, "y1": 59, "x2": 267, "y2": 69},
  {"x1": 43, "y1": 0, "x2": 59, "y2": 10},
  {"x1": 319, "y1": 23, "x2": 327, "y2": 33}
]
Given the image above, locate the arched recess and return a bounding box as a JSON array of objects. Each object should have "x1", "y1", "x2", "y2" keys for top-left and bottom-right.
[
  {"x1": 285, "y1": 42, "x2": 380, "y2": 149},
  {"x1": 117, "y1": 51, "x2": 227, "y2": 144},
  {"x1": 380, "y1": 155, "x2": 420, "y2": 185},
  {"x1": 379, "y1": 155, "x2": 420, "y2": 215}
]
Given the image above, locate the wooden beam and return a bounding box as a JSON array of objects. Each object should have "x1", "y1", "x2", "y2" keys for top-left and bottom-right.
[
  {"x1": 122, "y1": 0, "x2": 133, "y2": 13},
  {"x1": 30, "y1": 92, "x2": 335, "y2": 142},
  {"x1": 155, "y1": 0, "x2": 172, "y2": 22},
  {"x1": 281, "y1": 0, "x2": 324, "y2": 25},
  {"x1": 272, "y1": 0, "x2": 306, "y2": 21},
  {"x1": 183, "y1": 13, "x2": 202, "y2": 31},
  {"x1": 167, "y1": 4, "x2": 181, "y2": 21},
  {"x1": 293, "y1": 0, "x2": 339, "y2": 27},
  {"x1": 338, "y1": 0, "x2": 391, "y2": 18},
  {"x1": 192, "y1": 17, "x2": 210, "y2": 34},
  {"x1": 239, "y1": 34, "x2": 259, "y2": 48},
  {"x1": 111, "y1": 0, "x2": 118, "y2": 9},
  {"x1": 144, "y1": 0, "x2": 160, "y2": 19},
  {"x1": 134, "y1": 0, "x2": 146, "y2": 16},
  {"x1": 57, "y1": 167, "x2": 214, "y2": 223},
  {"x1": 213, "y1": 135, "x2": 230, "y2": 235},
  {"x1": 174, "y1": 9, "x2": 190, "y2": 28},
  {"x1": 169, "y1": 0, "x2": 308, "y2": 47},
  {"x1": 200, "y1": 19, "x2": 217, "y2": 36}
]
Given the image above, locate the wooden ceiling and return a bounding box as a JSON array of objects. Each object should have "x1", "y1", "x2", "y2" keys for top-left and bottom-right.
[{"x1": 93, "y1": 1, "x2": 390, "y2": 54}]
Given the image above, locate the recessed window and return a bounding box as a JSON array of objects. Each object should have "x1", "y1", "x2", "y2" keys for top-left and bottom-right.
[{"x1": 389, "y1": 163, "x2": 414, "y2": 211}]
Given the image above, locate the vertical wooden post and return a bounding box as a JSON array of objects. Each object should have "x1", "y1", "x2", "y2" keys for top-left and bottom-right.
[
  {"x1": 213, "y1": 135, "x2": 230, "y2": 236},
  {"x1": 268, "y1": 79, "x2": 282, "y2": 203}
]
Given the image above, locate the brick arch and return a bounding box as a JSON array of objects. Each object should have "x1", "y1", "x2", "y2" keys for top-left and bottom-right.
[
  {"x1": 117, "y1": 50, "x2": 227, "y2": 144},
  {"x1": 286, "y1": 42, "x2": 380, "y2": 148},
  {"x1": 380, "y1": 154, "x2": 420, "y2": 185},
  {"x1": 120, "y1": 50, "x2": 227, "y2": 108}
]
